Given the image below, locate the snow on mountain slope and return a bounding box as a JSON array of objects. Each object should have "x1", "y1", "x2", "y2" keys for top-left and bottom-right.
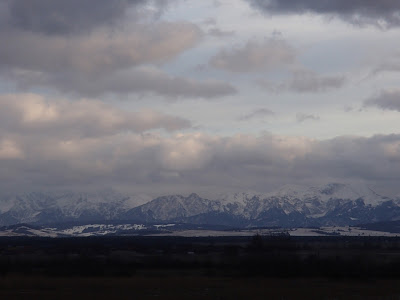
[
  {"x1": 211, "y1": 183, "x2": 387, "y2": 219},
  {"x1": 0, "y1": 182, "x2": 396, "y2": 227},
  {"x1": 0, "y1": 190, "x2": 152, "y2": 226},
  {"x1": 127, "y1": 193, "x2": 213, "y2": 221},
  {"x1": 265, "y1": 183, "x2": 387, "y2": 206},
  {"x1": 216, "y1": 191, "x2": 262, "y2": 206},
  {"x1": 316, "y1": 183, "x2": 388, "y2": 205}
]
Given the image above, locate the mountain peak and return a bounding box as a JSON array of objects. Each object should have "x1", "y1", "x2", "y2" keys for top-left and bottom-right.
[
  {"x1": 0, "y1": 183, "x2": 394, "y2": 227},
  {"x1": 216, "y1": 191, "x2": 261, "y2": 205},
  {"x1": 317, "y1": 182, "x2": 386, "y2": 205},
  {"x1": 187, "y1": 193, "x2": 201, "y2": 199}
]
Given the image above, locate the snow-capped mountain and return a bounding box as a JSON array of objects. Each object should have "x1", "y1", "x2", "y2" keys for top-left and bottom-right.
[
  {"x1": 124, "y1": 183, "x2": 399, "y2": 227},
  {"x1": 0, "y1": 183, "x2": 399, "y2": 227},
  {"x1": 0, "y1": 190, "x2": 151, "y2": 226}
]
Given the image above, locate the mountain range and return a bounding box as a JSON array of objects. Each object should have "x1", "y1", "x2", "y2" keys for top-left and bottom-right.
[{"x1": 1, "y1": 183, "x2": 400, "y2": 228}]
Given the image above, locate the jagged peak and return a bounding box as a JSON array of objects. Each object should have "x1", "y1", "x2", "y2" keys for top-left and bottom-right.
[
  {"x1": 187, "y1": 193, "x2": 201, "y2": 199},
  {"x1": 216, "y1": 190, "x2": 262, "y2": 205}
]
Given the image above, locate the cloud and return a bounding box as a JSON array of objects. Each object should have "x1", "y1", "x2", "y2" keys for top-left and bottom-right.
[
  {"x1": 0, "y1": 93, "x2": 191, "y2": 138},
  {"x1": 10, "y1": 66, "x2": 237, "y2": 99},
  {"x1": 247, "y1": 0, "x2": 400, "y2": 29},
  {"x1": 364, "y1": 89, "x2": 400, "y2": 111},
  {"x1": 0, "y1": 139, "x2": 24, "y2": 160},
  {"x1": 0, "y1": 0, "x2": 170, "y2": 35},
  {"x1": 296, "y1": 113, "x2": 320, "y2": 122},
  {"x1": 258, "y1": 70, "x2": 345, "y2": 93},
  {"x1": 207, "y1": 28, "x2": 235, "y2": 37},
  {"x1": 1, "y1": 115, "x2": 400, "y2": 195},
  {"x1": 0, "y1": 1, "x2": 237, "y2": 99},
  {"x1": 0, "y1": 23, "x2": 201, "y2": 76},
  {"x1": 210, "y1": 38, "x2": 296, "y2": 72},
  {"x1": 0, "y1": 21, "x2": 238, "y2": 98},
  {"x1": 238, "y1": 108, "x2": 275, "y2": 121},
  {"x1": 371, "y1": 54, "x2": 400, "y2": 75}
]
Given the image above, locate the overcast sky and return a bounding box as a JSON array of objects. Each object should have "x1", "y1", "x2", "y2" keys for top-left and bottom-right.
[{"x1": 1, "y1": 0, "x2": 400, "y2": 197}]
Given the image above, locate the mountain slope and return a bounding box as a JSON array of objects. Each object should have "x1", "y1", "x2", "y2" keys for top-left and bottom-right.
[
  {"x1": 124, "y1": 183, "x2": 399, "y2": 227},
  {"x1": 0, "y1": 190, "x2": 150, "y2": 226},
  {"x1": 0, "y1": 183, "x2": 398, "y2": 227}
]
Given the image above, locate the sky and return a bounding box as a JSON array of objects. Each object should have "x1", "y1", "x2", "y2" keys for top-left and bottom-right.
[{"x1": 1, "y1": 0, "x2": 400, "y2": 197}]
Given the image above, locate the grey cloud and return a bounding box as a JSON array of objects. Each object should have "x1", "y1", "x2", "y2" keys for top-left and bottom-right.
[
  {"x1": 247, "y1": 0, "x2": 400, "y2": 29},
  {"x1": 364, "y1": 89, "x2": 400, "y2": 111},
  {"x1": 296, "y1": 113, "x2": 320, "y2": 123},
  {"x1": 1, "y1": 0, "x2": 169, "y2": 35},
  {"x1": 287, "y1": 71, "x2": 345, "y2": 92},
  {"x1": 207, "y1": 28, "x2": 235, "y2": 37},
  {"x1": 0, "y1": 93, "x2": 191, "y2": 139},
  {"x1": 372, "y1": 55, "x2": 400, "y2": 75},
  {"x1": 0, "y1": 23, "x2": 202, "y2": 75},
  {"x1": 238, "y1": 108, "x2": 274, "y2": 121},
  {"x1": 258, "y1": 70, "x2": 346, "y2": 93},
  {"x1": 0, "y1": 21, "x2": 237, "y2": 98},
  {"x1": 210, "y1": 39, "x2": 295, "y2": 72},
  {"x1": 2, "y1": 125, "x2": 400, "y2": 195},
  {"x1": 9, "y1": 66, "x2": 237, "y2": 99},
  {"x1": 0, "y1": 0, "x2": 237, "y2": 99}
]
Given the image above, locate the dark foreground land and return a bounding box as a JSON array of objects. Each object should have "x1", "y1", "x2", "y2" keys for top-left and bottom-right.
[
  {"x1": 2, "y1": 235, "x2": 400, "y2": 299},
  {"x1": 3, "y1": 276, "x2": 400, "y2": 300}
]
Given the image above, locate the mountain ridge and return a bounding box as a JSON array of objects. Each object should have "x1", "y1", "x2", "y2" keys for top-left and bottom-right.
[{"x1": 0, "y1": 183, "x2": 398, "y2": 227}]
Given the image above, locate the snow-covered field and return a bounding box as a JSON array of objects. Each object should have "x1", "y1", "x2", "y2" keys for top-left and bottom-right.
[
  {"x1": 150, "y1": 227, "x2": 400, "y2": 237},
  {"x1": 1, "y1": 224, "x2": 399, "y2": 238},
  {"x1": 289, "y1": 227, "x2": 400, "y2": 237}
]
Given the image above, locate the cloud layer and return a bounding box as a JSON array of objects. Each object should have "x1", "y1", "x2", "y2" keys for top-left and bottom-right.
[
  {"x1": 1, "y1": 96, "x2": 400, "y2": 195},
  {"x1": 247, "y1": 0, "x2": 400, "y2": 28},
  {"x1": 238, "y1": 108, "x2": 275, "y2": 121},
  {"x1": 210, "y1": 39, "x2": 295, "y2": 72},
  {"x1": 0, "y1": 0, "x2": 236, "y2": 99},
  {"x1": 258, "y1": 70, "x2": 345, "y2": 93},
  {"x1": 0, "y1": 94, "x2": 191, "y2": 138},
  {"x1": 364, "y1": 89, "x2": 400, "y2": 111},
  {"x1": 1, "y1": 0, "x2": 400, "y2": 197},
  {"x1": 0, "y1": 0, "x2": 167, "y2": 35}
]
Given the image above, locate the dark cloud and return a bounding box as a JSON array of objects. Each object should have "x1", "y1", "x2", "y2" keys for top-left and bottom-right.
[
  {"x1": 364, "y1": 89, "x2": 400, "y2": 111},
  {"x1": 247, "y1": 0, "x2": 400, "y2": 28},
  {"x1": 258, "y1": 70, "x2": 345, "y2": 93},
  {"x1": 1, "y1": 0, "x2": 167, "y2": 35}
]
